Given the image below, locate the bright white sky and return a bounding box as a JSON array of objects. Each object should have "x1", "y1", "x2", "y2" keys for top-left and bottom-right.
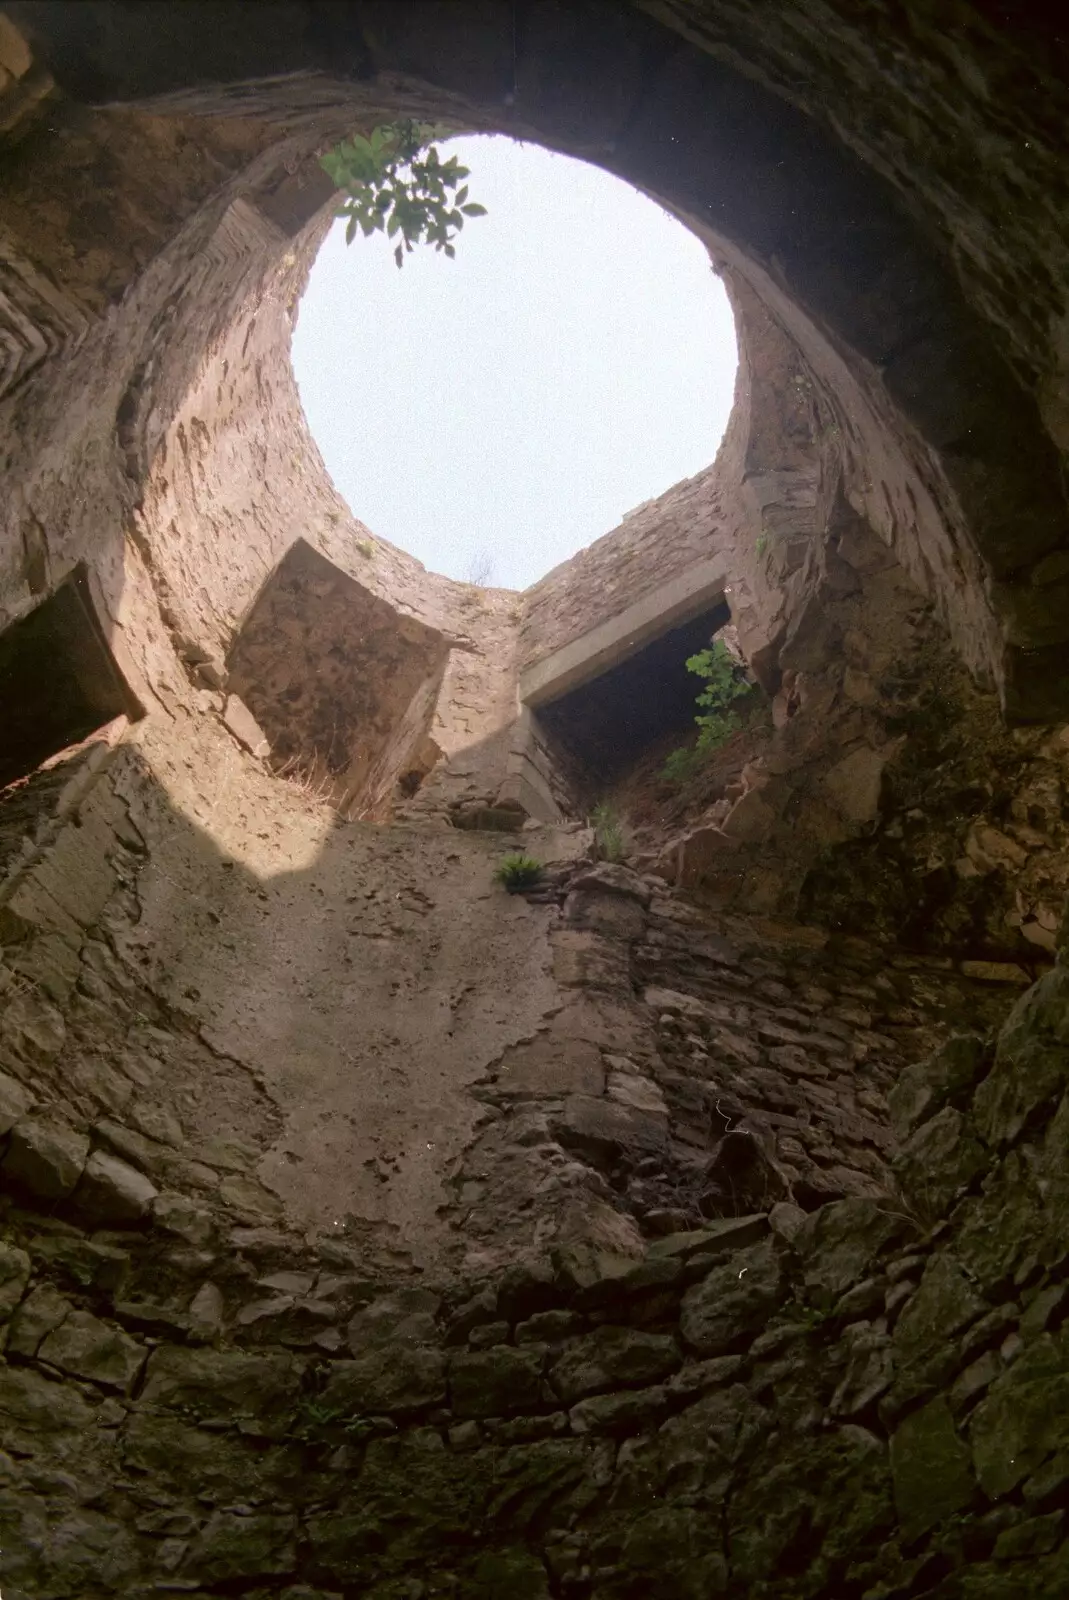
[{"x1": 292, "y1": 134, "x2": 738, "y2": 591}]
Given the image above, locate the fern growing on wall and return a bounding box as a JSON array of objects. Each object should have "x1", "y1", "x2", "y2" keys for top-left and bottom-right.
[{"x1": 493, "y1": 853, "x2": 543, "y2": 892}]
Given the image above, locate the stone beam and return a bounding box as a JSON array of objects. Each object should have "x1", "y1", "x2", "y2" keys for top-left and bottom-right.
[{"x1": 519, "y1": 557, "x2": 728, "y2": 708}]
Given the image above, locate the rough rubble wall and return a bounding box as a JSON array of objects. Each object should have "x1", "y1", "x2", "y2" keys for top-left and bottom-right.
[
  {"x1": 0, "y1": 6, "x2": 1068, "y2": 1592},
  {"x1": 2, "y1": 763, "x2": 1069, "y2": 1594},
  {"x1": 0, "y1": 712, "x2": 605, "y2": 1275},
  {"x1": 799, "y1": 649, "x2": 1069, "y2": 967},
  {"x1": 624, "y1": 492, "x2": 1069, "y2": 969},
  {"x1": 450, "y1": 874, "x2": 1014, "y2": 1274},
  {"x1": 20, "y1": 703, "x2": 1011, "y2": 1288}
]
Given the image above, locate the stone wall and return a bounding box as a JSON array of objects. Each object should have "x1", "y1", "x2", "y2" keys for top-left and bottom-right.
[
  {"x1": 1, "y1": 6, "x2": 1069, "y2": 1591},
  {"x1": 0, "y1": 710, "x2": 595, "y2": 1275},
  {"x1": 10, "y1": 0, "x2": 1065, "y2": 709},
  {"x1": 2, "y1": 799, "x2": 1067, "y2": 1596},
  {"x1": 621, "y1": 494, "x2": 1069, "y2": 967}
]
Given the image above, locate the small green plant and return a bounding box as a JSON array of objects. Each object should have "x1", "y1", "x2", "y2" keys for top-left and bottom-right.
[
  {"x1": 591, "y1": 801, "x2": 626, "y2": 863},
  {"x1": 356, "y1": 539, "x2": 374, "y2": 558},
  {"x1": 294, "y1": 1397, "x2": 347, "y2": 1437},
  {"x1": 690, "y1": 640, "x2": 752, "y2": 745},
  {"x1": 662, "y1": 638, "x2": 753, "y2": 783},
  {"x1": 321, "y1": 120, "x2": 487, "y2": 268},
  {"x1": 494, "y1": 853, "x2": 543, "y2": 893},
  {"x1": 661, "y1": 745, "x2": 704, "y2": 785},
  {"x1": 795, "y1": 1304, "x2": 833, "y2": 1333}
]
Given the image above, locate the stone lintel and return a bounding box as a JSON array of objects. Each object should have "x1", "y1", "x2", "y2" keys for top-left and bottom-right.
[{"x1": 519, "y1": 558, "x2": 728, "y2": 708}]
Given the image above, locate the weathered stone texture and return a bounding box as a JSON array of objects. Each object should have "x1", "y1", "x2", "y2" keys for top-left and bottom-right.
[
  {"x1": 0, "y1": 4, "x2": 1068, "y2": 1594},
  {"x1": 0, "y1": 953, "x2": 1067, "y2": 1593}
]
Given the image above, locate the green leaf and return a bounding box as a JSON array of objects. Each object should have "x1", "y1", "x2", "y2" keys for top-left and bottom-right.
[
  {"x1": 328, "y1": 120, "x2": 484, "y2": 261},
  {"x1": 394, "y1": 242, "x2": 404, "y2": 269}
]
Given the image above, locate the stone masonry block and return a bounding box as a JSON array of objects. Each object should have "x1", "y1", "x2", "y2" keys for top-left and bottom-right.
[
  {"x1": 2, "y1": 1117, "x2": 89, "y2": 1198},
  {"x1": 73, "y1": 1148, "x2": 159, "y2": 1224}
]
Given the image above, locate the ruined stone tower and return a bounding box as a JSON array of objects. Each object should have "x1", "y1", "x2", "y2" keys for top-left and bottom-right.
[{"x1": 1, "y1": 4, "x2": 1069, "y2": 1596}]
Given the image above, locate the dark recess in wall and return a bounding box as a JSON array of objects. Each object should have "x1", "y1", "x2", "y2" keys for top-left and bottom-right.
[
  {"x1": 0, "y1": 564, "x2": 142, "y2": 790},
  {"x1": 538, "y1": 601, "x2": 731, "y2": 791}
]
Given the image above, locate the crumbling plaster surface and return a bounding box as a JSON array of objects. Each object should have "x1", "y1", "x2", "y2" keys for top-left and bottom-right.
[{"x1": 0, "y1": 708, "x2": 592, "y2": 1272}]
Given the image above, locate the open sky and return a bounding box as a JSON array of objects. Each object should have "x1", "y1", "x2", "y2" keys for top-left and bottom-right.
[{"x1": 292, "y1": 134, "x2": 738, "y2": 591}]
